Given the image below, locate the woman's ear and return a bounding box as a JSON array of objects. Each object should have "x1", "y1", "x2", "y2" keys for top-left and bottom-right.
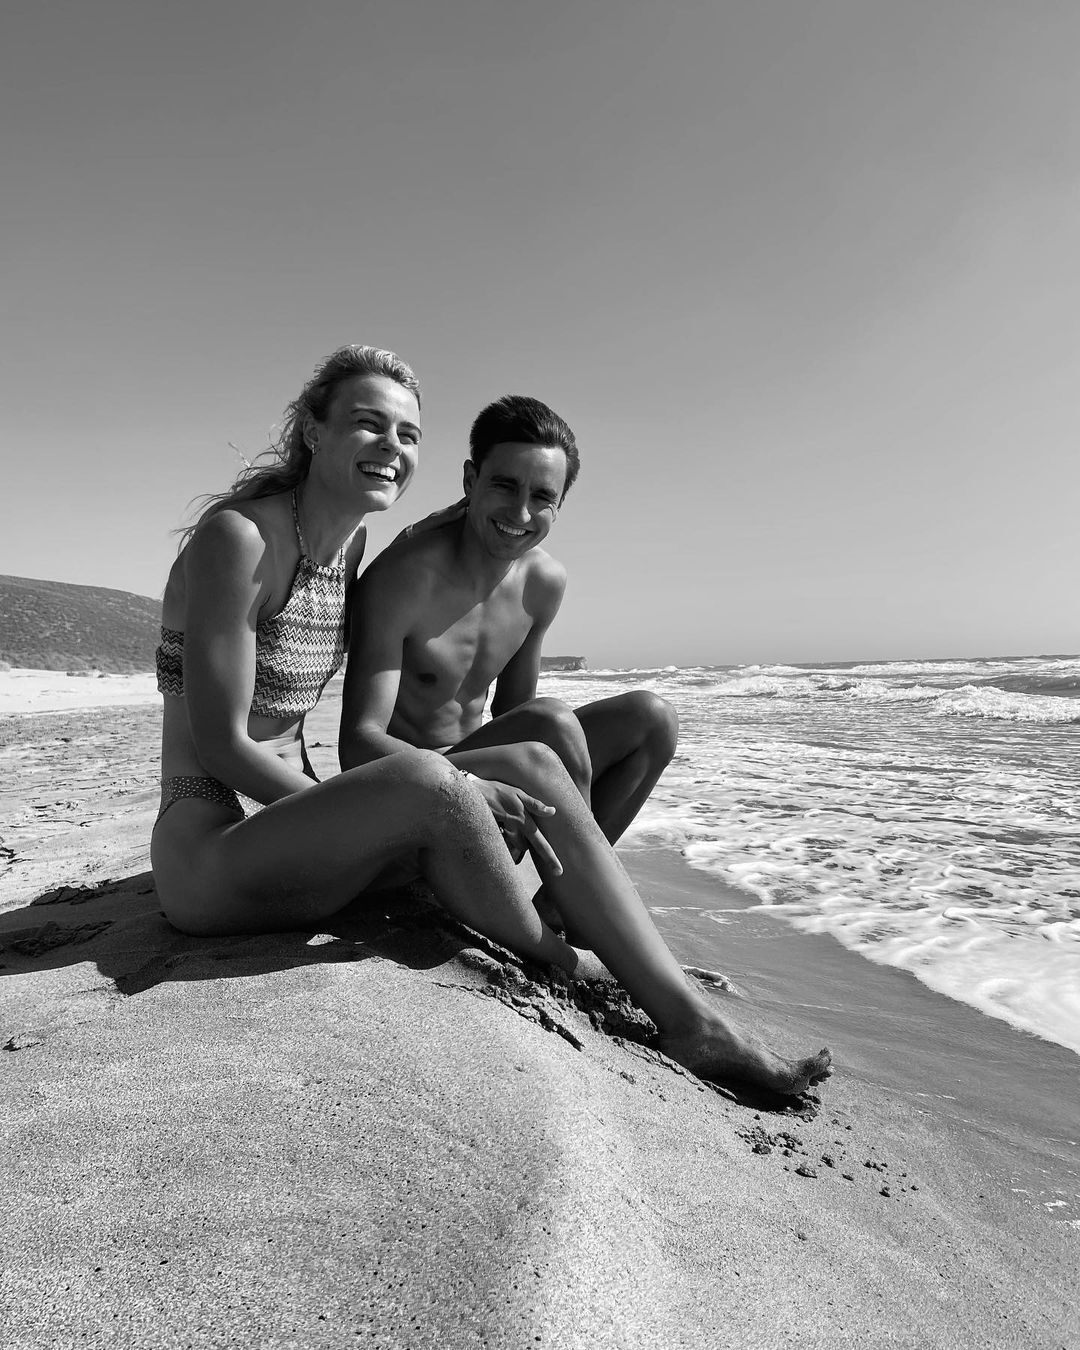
[{"x1": 303, "y1": 415, "x2": 320, "y2": 455}]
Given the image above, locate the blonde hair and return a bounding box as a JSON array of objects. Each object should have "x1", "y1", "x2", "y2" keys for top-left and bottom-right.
[{"x1": 181, "y1": 345, "x2": 420, "y2": 542}]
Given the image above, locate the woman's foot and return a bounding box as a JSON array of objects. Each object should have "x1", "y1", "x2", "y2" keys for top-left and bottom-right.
[{"x1": 659, "y1": 1017, "x2": 832, "y2": 1096}]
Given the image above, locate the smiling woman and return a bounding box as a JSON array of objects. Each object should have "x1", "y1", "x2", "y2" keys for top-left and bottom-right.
[{"x1": 147, "y1": 343, "x2": 831, "y2": 1100}]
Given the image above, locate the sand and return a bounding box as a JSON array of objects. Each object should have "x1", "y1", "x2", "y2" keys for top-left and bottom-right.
[
  {"x1": 2, "y1": 693, "x2": 1078, "y2": 1348},
  {"x1": 0, "y1": 668, "x2": 159, "y2": 717}
]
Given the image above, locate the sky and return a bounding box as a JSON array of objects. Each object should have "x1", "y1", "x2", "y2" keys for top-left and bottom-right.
[{"x1": 2, "y1": 0, "x2": 1077, "y2": 668}]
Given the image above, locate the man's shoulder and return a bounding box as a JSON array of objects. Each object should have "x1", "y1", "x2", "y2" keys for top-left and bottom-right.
[
  {"x1": 519, "y1": 547, "x2": 567, "y2": 615},
  {"x1": 365, "y1": 525, "x2": 453, "y2": 585},
  {"x1": 521, "y1": 545, "x2": 566, "y2": 585}
]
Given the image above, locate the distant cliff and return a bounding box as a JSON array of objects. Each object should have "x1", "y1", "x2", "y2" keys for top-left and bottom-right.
[
  {"x1": 0, "y1": 575, "x2": 160, "y2": 672},
  {"x1": 539, "y1": 656, "x2": 587, "y2": 671}
]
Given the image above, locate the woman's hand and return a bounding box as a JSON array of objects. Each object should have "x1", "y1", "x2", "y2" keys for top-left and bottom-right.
[
  {"x1": 388, "y1": 498, "x2": 468, "y2": 549},
  {"x1": 471, "y1": 777, "x2": 563, "y2": 876}
]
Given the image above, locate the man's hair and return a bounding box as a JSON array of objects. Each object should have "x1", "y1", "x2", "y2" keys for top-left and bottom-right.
[{"x1": 468, "y1": 395, "x2": 580, "y2": 498}]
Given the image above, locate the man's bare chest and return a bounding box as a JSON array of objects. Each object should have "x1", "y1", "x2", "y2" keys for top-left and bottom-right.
[{"x1": 404, "y1": 591, "x2": 532, "y2": 702}]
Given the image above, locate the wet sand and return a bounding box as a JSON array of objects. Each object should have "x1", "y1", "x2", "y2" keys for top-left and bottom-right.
[{"x1": 1, "y1": 694, "x2": 1078, "y2": 1348}]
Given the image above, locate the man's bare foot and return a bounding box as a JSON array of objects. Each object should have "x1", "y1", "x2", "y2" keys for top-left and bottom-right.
[
  {"x1": 659, "y1": 1017, "x2": 832, "y2": 1096},
  {"x1": 531, "y1": 885, "x2": 566, "y2": 933},
  {"x1": 532, "y1": 885, "x2": 595, "y2": 948},
  {"x1": 566, "y1": 947, "x2": 612, "y2": 983}
]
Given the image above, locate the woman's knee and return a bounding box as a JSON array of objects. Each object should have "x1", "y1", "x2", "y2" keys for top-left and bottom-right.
[{"x1": 387, "y1": 747, "x2": 467, "y2": 808}]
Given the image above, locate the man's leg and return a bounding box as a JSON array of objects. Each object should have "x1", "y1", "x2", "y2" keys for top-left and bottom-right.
[
  {"x1": 574, "y1": 691, "x2": 678, "y2": 844},
  {"x1": 448, "y1": 697, "x2": 592, "y2": 800},
  {"x1": 446, "y1": 694, "x2": 676, "y2": 938}
]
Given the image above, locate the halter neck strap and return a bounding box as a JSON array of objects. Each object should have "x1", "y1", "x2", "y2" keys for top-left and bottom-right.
[
  {"x1": 290, "y1": 488, "x2": 307, "y2": 554},
  {"x1": 291, "y1": 488, "x2": 346, "y2": 570}
]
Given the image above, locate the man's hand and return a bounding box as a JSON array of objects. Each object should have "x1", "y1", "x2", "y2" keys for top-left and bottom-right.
[{"x1": 470, "y1": 777, "x2": 562, "y2": 876}]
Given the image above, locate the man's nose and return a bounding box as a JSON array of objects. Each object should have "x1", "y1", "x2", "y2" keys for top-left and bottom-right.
[{"x1": 510, "y1": 492, "x2": 531, "y2": 522}]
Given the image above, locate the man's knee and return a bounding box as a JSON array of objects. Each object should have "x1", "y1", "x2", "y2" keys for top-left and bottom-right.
[
  {"x1": 515, "y1": 739, "x2": 576, "y2": 796},
  {"x1": 624, "y1": 691, "x2": 679, "y2": 762},
  {"x1": 516, "y1": 697, "x2": 591, "y2": 787}
]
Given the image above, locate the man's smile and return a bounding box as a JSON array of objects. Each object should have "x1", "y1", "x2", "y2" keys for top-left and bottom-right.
[{"x1": 492, "y1": 521, "x2": 529, "y2": 538}]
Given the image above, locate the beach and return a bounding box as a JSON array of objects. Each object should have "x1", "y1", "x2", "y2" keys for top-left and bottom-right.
[{"x1": 2, "y1": 673, "x2": 1078, "y2": 1348}]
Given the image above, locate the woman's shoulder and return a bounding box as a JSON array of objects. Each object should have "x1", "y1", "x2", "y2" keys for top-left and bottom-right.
[
  {"x1": 175, "y1": 499, "x2": 295, "y2": 613},
  {"x1": 190, "y1": 496, "x2": 291, "y2": 564}
]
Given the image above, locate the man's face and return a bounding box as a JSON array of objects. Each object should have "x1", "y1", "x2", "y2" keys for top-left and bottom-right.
[{"x1": 463, "y1": 441, "x2": 568, "y2": 559}]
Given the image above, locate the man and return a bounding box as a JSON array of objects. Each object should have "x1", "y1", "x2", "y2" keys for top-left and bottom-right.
[{"x1": 339, "y1": 394, "x2": 677, "y2": 871}]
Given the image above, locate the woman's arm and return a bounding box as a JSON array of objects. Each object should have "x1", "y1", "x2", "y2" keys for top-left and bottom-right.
[{"x1": 182, "y1": 509, "x2": 318, "y2": 804}]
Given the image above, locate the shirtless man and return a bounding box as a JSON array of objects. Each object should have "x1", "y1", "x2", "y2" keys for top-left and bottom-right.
[{"x1": 339, "y1": 395, "x2": 678, "y2": 874}]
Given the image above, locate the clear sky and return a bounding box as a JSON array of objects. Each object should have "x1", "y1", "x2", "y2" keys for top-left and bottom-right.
[{"x1": 3, "y1": 0, "x2": 1077, "y2": 667}]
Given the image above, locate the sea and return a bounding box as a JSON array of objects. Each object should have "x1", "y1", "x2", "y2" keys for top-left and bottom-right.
[{"x1": 538, "y1": 654, "x2": 1080, "y2": 1059}]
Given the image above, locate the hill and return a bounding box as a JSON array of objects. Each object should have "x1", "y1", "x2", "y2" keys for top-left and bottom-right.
[
  {"x1": 0, "y1": 575, "x2": 588, "y2": 676},
  {"x1": 0, "y1": 576, "x2": 160, "y2": 672}
]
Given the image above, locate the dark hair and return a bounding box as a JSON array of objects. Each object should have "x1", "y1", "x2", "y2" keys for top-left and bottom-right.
[
  {"x1": 181, "y1": 345, "x2": 421, "y2": 542},
  {"x1": 468, "y1": 395, "x2": 579, "y2": 498}
]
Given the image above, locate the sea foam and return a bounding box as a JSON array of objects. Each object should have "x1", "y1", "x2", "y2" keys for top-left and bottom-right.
[{"x1": 541, "y1": 655, "x2": 1080, "y2": 1056}]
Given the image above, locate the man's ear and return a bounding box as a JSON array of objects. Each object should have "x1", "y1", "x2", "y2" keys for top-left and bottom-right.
[{"x1": 462, "y1": 461, "x2": 477, "y2": 496}]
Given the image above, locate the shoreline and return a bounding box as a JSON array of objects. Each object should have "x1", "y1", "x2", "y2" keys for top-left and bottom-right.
[
  {"x1": 630, "y1": 843, "x2": 1080, "y2": 1225},
  {"x1": 1, "y1": 702, "x2": 1078, "y2": 1344}
]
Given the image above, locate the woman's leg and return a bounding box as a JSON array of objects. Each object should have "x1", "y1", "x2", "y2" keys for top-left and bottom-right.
[
  {"x1": 152, "y1": 751, "x2": 575, "y2": 973},
  {"x1": 450, "y1": 742, "x2": 831, "y2": 1095}
]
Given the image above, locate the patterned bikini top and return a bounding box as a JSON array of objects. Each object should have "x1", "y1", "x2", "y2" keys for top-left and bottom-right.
[{"x1": 156, "y1": 491, "x2": 348, "y2": 719}]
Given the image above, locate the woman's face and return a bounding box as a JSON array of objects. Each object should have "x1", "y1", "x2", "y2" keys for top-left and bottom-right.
[{"x1": 309, "y1": 373, "x2": 422, "y2": 512}]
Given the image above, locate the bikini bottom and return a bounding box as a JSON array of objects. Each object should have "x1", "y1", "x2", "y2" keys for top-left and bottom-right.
[{"x1": 157, "y1": 775, "x2": 245, "y2": 822}]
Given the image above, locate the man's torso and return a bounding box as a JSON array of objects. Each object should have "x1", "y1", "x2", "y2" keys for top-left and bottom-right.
[{"x1": 386, "y1": 535, "x2": 549, "y2": 748}]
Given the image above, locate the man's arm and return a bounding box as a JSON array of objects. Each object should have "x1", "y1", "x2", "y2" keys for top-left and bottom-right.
[
  {"x1": 490, "y1": 559, "x2": 567, "y2": 718},
  {"x1": 339, "y1": 559, "x2": 423, "y2": 770}
]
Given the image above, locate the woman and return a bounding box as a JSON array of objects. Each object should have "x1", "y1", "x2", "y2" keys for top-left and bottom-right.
[{"x1": 152, "y1": 344, "x2": 830, "y2": 1096}]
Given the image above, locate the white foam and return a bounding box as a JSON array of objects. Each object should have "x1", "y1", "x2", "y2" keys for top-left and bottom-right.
[
  {"x1": 546, "y1": 661, "x2": 1080, "y2": 1058},
  {"x1": 932, "y1": 685, "x2": 1080, "y2": 724}
]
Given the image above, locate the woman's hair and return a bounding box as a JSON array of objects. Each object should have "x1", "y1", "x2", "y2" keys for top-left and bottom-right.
[
  {"x1": 181, "y1": 344, "x2": 421, "y2": 542},
  {"x1": 468, "y1": 394, "x2": 580, "y2": 498}
]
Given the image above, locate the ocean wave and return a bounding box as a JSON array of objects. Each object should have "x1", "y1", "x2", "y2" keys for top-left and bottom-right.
[
  {"x1": 977, "y1": 674, "x2": 1080, "y2": 699},
  {"x1": 697, "y1": 672, "x2": 1080, "y2": 724},
  {"x1": 546, "y1": 657, "x2": 1080, "y2": 1053},
  {"x1": 932, "y1": 685, "x2": 1080, "y2": 724}
]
